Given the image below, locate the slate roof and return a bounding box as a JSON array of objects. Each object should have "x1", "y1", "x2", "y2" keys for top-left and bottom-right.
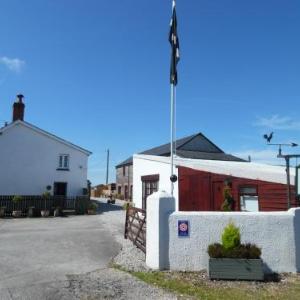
[
  {"x1": 116, "y1": 133, "x2": 245, "y2": 168},
  {"x1": 0, "y1": 120, "x2": 92, "y2": 155}
]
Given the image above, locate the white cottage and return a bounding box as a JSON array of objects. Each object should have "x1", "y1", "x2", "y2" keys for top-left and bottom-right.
[{"x1": 0, "y1": 95, "x2": 91, "y2": 196}]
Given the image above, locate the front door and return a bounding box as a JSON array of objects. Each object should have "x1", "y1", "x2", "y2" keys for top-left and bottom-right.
[{"x1": 54, "y1": 182, "x2": 67, "y2": 196}]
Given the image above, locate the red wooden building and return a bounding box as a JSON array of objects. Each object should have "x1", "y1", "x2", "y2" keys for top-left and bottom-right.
[
  {"x1": 133, "y1": 154, "x2": 298, "y2": 212},
  {"x1": 179, "y1": 166, "x2": 297, "y2": 211}
]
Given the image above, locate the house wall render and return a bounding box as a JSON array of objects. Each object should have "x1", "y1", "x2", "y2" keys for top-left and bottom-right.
[{"x1": 0, "y1": 122, "x2": 88, "y2": 196}]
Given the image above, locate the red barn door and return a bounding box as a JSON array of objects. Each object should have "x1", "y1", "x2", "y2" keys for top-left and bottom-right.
[{"x1": 212, "y1": 181, "x2": 224, "y2": 211}]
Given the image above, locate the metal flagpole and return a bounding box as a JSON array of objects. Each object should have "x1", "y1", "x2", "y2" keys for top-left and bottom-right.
[
  {"x1": 170, "y1": 83, "x2": 175, "y2": 195},
  {"x1": 170, "y1": 0, "x2": 176, "y2": 196}
]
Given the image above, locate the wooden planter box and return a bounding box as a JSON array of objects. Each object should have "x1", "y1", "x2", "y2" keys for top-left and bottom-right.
[{"x1": 209, "y1": 258, "x2": 264, "y2": 281}]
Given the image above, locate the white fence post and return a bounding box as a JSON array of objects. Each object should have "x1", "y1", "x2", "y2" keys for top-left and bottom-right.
[{"x1": 146, "y1": 191, "x2": 175, "y2": 270}]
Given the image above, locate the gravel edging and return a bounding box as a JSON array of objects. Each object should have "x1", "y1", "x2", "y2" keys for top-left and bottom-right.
[{"x1": 112, "y1": 238, "x2": 151, "y2": 272}]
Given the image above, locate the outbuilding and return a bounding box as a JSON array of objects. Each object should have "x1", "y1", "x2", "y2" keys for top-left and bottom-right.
[{"x1": 133, "y1": 154, "x2": 297, "y2": 212}]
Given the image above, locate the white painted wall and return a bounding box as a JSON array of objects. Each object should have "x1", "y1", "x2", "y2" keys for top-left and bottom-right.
[
  {"x1": 168, "y1": 209, "x2": 300, "y2": 273},
  {"x1": 133, "y1": 155, "x2": 179, "y2": 210},
  {"x1": 146, "y1": 193, "x2": 300, "y2": 273},
  {"x1": 0, "y1": 122, "x2": 89, "y2": 196}
]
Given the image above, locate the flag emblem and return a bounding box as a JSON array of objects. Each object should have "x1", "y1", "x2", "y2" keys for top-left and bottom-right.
[{"x1": 169, "y1": 1, "x2": 180, "y2": 86}]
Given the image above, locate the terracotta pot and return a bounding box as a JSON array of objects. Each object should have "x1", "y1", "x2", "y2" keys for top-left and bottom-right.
[
  {"x1": 87, "y1": 209, "x2": 96, "y2": 215},
  {"x1": 41, "y1": 210, "x2": 50, "y2": 217},
  {"x1": 12, "y1": 210, "x2": 22, "y2": 218}
]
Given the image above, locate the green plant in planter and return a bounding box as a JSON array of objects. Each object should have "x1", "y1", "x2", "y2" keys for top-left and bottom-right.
[
  {"x1": 222, "y1": 222, "x2": 240, "y2": 250},
  {"x1": 12, "y1": 195, "x2": 23, "y2": 217},
  {"x1": 88, "y1": 202, "x2": 98, "y2": 214},
  {"x1": 207, "y1": 222, "x2": 263, "y2": 280}
]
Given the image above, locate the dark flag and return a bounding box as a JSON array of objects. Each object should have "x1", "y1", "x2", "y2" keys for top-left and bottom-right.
[{"x1": 169, "y1": 1, "x2": 180, "y2": 86}]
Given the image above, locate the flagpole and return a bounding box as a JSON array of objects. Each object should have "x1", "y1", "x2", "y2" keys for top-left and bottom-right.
[
  {"x1": 170, "y1": 0, "x2": 176, "y2": 196},
  {"x1": 170, "y1": 83, "x2": 175, "y2": 195}
]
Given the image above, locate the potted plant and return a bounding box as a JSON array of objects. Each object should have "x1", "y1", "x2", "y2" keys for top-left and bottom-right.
[
  {"x1": 41, "y1": 191, "x2": 51, "y2": 217},
  {"x1": 28, "y1": 206, "x2": 38, "y2": 218},
  {"x1": 87, "y1": 202, "x2": 98, "y2": 215},
  {"x1": 0, "y1": 206, "x2": 6, "y2": 218},
  {"x1": 12, "y1": 195, "x2": 23, "y2": 217},
  {"x1": 54, "y1": 206, "x2": 62, "y2": 217},
  {"x1": 208, "y1": 222, "x2": 264, "y2": 281}
]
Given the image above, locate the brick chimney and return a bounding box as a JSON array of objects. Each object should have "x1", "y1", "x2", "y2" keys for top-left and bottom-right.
[{"x1": 12, "y1": 94, "x2": 25, "y2": 122}]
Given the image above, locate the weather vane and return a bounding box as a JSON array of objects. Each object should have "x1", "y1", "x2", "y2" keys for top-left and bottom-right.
[{"x1": 263, "y1": 132, "x2": 300, "y2": 209}]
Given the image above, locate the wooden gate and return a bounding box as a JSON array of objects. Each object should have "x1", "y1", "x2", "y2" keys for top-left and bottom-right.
[{"x1": 124, "y1": 207, "x2": 146, "y2": 253}]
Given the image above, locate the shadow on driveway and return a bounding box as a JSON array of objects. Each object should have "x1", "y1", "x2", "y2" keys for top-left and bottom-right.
[{"x1": 91, "y1": 199, "x2": 123, "y2": 214}]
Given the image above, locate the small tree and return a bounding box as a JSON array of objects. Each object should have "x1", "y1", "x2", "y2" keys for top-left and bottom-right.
[
  {"x1": 12, "y1": 195, "x2": 22, "y2": 210},
  {"x1": 222, "y1": 222, "x2": 241, "y2": 250}
]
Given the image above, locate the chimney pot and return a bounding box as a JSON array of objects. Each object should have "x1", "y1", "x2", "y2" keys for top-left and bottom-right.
[{"x1": 12, "y1": 94, "x2": 25, "y2": 122}]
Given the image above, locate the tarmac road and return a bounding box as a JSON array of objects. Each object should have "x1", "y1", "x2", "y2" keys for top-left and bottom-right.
[{"x1": 0, "y1": 209, "x2": 122, "y2": 300}]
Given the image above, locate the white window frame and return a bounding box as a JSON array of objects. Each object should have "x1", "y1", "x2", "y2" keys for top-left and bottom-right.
[{"x1": 58, "y1": 154, "x2": 69, "y2": 169}]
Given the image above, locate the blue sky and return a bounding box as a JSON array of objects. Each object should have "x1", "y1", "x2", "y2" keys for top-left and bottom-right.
[{"x1": 1, "y1": 0, "x2": 300, "y2": 184}]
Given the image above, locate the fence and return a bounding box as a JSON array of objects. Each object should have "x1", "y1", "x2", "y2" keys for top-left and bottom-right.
[
  {"x1": 0, "y1": 195, "x2": 90, "y2": 216},
  {"x1": 124, "y1": 207, "x2": 146, "y2": 253}
]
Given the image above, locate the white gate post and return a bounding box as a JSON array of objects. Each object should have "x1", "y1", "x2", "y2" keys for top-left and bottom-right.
[{"x1": 146, "y1": 191, "x2": 175, "y2": 270}]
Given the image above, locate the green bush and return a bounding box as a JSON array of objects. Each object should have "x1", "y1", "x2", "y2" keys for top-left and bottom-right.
[
  {"x1": 207, "y1": 222, "x2": 261, "y2": 259},
  {"x1": 208, "y1": 243, "x2": 224, "y2": 258},
  {"x1": 88, "y1": 202, "x2": 98, "y2": 211},
  {"x1": 222, "y1": 222, "x2": 241, "y2": 250},
  {"x1": 12, "y1": 195, "x2": 23, "y2": 203},
  {"x1": 207, "y1": 243, "x2": 261, "y2": 259},
  {"x1": 123, "y1": 201, "x2": 133, "y2": 210},
  {"x1": 42, "y1": 191, "x2": 51, "y2": 198}
]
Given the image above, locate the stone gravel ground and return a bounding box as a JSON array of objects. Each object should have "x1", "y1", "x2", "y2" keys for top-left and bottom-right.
[{"x1": 58, "y1": 199, "x2": 178, "y2": 300}]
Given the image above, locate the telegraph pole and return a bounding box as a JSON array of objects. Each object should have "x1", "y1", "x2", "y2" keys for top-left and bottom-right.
[
  {"x1": 266, "y1": 142, "x2": 300, "y2": 209},
  {"x1": 106, "y1": 149, "x2": 109, "y2": 185}
]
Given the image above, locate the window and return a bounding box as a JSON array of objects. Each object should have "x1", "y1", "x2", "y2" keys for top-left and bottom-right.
[
  {"x1": 239, "y1": 186, "x2": 258, "y2": 212},
  {"x1": 141, "y1": 174, "x2": 159, "y2": 210},
  {"x1": 58, "y1": 154, "x2": 69, "y2": 170}
]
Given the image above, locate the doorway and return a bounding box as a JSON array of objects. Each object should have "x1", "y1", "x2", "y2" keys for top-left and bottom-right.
[{"x1": 54, "y1": 182, "x2": 67, "y2": 196}]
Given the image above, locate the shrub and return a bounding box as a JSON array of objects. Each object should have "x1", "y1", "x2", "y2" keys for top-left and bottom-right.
[
  {"x1": 222, "y1": 222, "x2": 240, "y2": 250},
  {"x1": 123, "y1": 201, "x2": 133, "y2": 211},
  {"x1": 88, "y1": 202, "x2": 98, "y2": 211},
  {"x1": 221, "y1": 185, "x2": 234, "y2": 211},
  {"x1": 12, "y1": 195, "x2": 23, "y2": 203},
  {"x1": 207, "y1": 222, "x2": 261, "y2": 259},
  {"x1": 42, "y1": 191, "x2": 51, "y2": 198},
  {"x1": 207, "y1": 243, "x2": 261, "y2": 259},
  {"x1": 207, "y1": 243, "x2": 224, "y2": 258}
]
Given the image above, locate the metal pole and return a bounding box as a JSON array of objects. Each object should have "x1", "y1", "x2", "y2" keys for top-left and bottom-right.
[
  {"x1": 286, "y1": 157, "x2": 291, "y2": 209},
  {"x1": 106, "y1": 149, "x2": 109, "y2": 185},
  {"x1": 170, "y1": 83, "x2": 175, "y2": 195}
]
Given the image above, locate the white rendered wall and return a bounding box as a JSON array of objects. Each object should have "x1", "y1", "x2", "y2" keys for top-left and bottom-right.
[
  {"x1": 133, "y1": 155, "x2": 179, "y2": 210},
  {"x1": 167, "y1": 209, "x2": 300, "y2": 273},
  {"x1": 0, "y1": 123, "x2": 89, "y2": 196}
]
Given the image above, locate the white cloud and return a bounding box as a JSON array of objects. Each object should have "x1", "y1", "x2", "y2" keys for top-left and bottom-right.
[
  {"x1": 233, "y1": 149, "x2": 283, "y2": 165},
  {"x1": 254, "y1": 115, "x2": 300, "y2": 130},
  {"x1": 0, "y1": 56, "x2": 25, "y2": 73}
]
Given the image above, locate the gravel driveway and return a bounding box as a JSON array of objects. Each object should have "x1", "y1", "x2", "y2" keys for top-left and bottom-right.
[{"x1": 0, "y1": 199, "x2": 176, "y2": 300}]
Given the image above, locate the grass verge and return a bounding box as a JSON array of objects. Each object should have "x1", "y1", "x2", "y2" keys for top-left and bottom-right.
[{"x1": 112, "y1": 264, "x2": 300, "y2": 300}]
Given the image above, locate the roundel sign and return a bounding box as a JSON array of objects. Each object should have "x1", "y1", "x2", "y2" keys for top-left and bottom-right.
[{"x1": 178, "y1": 220, "x2": 189, "y2": 237}]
